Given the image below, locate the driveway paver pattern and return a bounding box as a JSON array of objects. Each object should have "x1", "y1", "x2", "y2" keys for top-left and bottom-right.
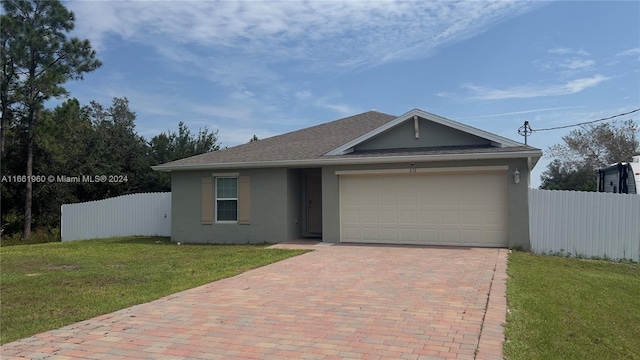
[{"x1": 1, "y1": 244, "x2": 508, "y2": 360}]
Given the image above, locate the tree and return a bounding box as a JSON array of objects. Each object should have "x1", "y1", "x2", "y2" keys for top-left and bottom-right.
[
  {"x1": 148, "y1": 121, "x2": 219, "y2": 190},
  {"x1": 149, "y1": 121, "x2": 219, "y2": 164},
  {"x1": 32, "y1": 99, "x2": 94, "y2": 227},
  {"x1": 1, "y1": 11, "x2": 21, "y2": 233},
  {"x1": 540, "y1": 160, "x2": 597, "y2": 191},
  {"x1": 0, "y1": 11, "x2": 19, "y2": 161},
  {"x1": 249, "y1": 134, "x2": 259, "y2": 142},
  {"x1": 86, "y1": 97, "x2": 150, "y2": 198},
  {"x1": 541, "y1": 119, "x2": 640, "y2": 190},
  {"x1": 2, "y1": 0, "x2": 101, "y2": 237}
]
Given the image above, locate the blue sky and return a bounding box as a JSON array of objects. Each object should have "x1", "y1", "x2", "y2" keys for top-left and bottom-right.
[{"x1": 63, "y1": 0, "x2": 640, "y2": 187}]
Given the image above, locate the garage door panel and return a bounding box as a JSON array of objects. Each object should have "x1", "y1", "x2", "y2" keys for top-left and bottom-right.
[
  {"x1": 419, "y1": 228, "x2": 439, "y2": 241},
  {"x1": 441, "y1": 210, "x2": 460, "y2": 225},
  {"x1": 362, "y1": 227, "x2": 379, "y2": 240},
  {"x1": 361, "y1": 210, "x2": 379, "y2": 223},
  {"x1": 462, "y1": 229, "x2": 483, "y2": 244},
  {"x1": 420, "y1": 210, "x2": 438, "y2": 224},
  {"x1": 441, "y1": 229, "x2": 461, "y2": 243},
  {"x1": 439, "y1": 192, "x2": 460, "y2": 206},
  {"x1": 379, "y1": 193, "x2": 397, "y2": 206},
  {"x1": 342, "y1": 227, "x2": 361, "y2": 241},
  {"x1": 418, "y1": 191, "x2": 438, "y2": 206},
  {"x1": 343, "y1": 210, "x2": 360, "y2": 223},
  {"x1": 400, "y1": 228, "x2": 418, "y2": 242},
  {"x1": 461, "y1": 210, "x2": 483, "y2": 225},
  {"x1": 380, "y1": 228, "x2": 398, "y2": 242},
  {"x1": 463, "y1": 195, "x2": 484, "y2": 207},
  {"x1": 485, "y1": 229, "x2": 506, "y2": 240},
  {"x1": 379, "y1": 210, "x2": 397, "y2": 224},
  {"x1": 398, "y1": 193, "x2": 417, "y2": 206},
  {"x1": 399, "y1": 210, "x2": 418, "y2": 224},
  {"x1": 361, "y1": 193, "x2": 380, "y2": 206},
  {"x1": 482, "y1": 210, "x2": 505, "y2": 227},
  {"x1": 340, "y1": 171, "x2": 508, "y2": 247}
]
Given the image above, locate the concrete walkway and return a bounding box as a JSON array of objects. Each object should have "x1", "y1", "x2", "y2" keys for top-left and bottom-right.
[{"x1": 1, "y1": 244, "x2": 508, "y2": 360}]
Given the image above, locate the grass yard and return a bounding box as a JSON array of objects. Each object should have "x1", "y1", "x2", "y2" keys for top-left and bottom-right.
[
  {"x1": 504, "y1": 251, "x2": 640, "y2": 360},
  {"x1": 0, "y1": 237, "x2": 308, "y2": 344}
]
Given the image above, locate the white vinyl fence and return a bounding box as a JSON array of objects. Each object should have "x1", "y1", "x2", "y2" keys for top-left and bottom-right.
[
  {"x1": 529, "y1": 189, "x2": 640, "y2": 262},
  {"x1": 61, "y1": 192, "x2": 171, "y2": 241}
]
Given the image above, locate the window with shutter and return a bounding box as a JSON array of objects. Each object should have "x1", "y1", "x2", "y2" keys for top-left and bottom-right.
[{"x1": 216, "y1": 177, "x2": 238, "y2": 222}]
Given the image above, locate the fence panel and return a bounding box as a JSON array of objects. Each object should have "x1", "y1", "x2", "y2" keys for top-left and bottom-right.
[
  {"x1": 61, "y1": 192, "x2": 171, "y2": 241},
  {"x1": 529, "y1": 189, "x2": 640, "y2": 262}
]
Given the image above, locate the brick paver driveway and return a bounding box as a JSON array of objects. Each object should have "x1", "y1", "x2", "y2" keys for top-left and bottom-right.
[{"x1": 1, "y1": 244, "x2": 508, "y2": 360}]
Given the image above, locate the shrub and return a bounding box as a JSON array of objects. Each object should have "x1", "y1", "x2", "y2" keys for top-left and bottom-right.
[{"x1": 0, "y1": 227, "x2": 61, "y2": 247}]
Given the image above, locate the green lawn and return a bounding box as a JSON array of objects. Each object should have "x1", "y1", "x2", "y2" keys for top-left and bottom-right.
[
  {"x1": 504, "y1": 251, "x2": 640, "y2": 360},
  {"x1": 0, "y1": 237, "x2": 308, "y2": 344}
]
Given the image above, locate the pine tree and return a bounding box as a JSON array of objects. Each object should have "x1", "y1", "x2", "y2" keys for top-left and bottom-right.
[{"x1": 1, "y1": 0, "x2": 101, "y2": 237}]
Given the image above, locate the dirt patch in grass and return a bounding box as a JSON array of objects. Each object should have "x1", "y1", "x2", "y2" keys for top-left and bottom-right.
[{"x1": 48, "y1": 264, "x2": 80, "y2": 271}]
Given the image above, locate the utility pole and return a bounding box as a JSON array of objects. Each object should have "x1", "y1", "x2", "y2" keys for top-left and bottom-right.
[{"x1": 518, "y1": 121, "x2": 532, "y2": 145}]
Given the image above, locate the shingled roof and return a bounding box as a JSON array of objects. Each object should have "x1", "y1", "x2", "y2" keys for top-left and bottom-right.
[
  {"x1": 153, "y1": 110, "x2": 542, "y2": 171},
  {"x1": 155, "y1": 111, "x2": 396, "y2": 168}
]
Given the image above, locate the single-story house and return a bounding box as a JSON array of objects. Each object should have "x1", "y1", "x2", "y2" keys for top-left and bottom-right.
[{"x1": 153, "y1": 108, "x2": 542, "y2": 249}]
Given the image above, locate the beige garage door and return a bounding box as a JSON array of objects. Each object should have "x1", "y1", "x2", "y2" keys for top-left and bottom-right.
[{"x1": 339, "y1": 171, "x2": 507, "y2": 247}]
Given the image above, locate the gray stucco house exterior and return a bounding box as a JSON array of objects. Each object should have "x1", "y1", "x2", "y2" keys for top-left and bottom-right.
[{"x1": 153, "y1": 109, "x2": 542, "y2": 249}]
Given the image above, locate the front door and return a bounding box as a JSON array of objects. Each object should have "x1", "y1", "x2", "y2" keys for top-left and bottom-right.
[{"x1": 306, "y1": 172, "x2": 322, "y2": 235}]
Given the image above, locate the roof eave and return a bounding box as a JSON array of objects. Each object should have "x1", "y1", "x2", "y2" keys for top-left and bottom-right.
[{"x1": 152, "y1": 149, "x2": 543, "y2": 172}]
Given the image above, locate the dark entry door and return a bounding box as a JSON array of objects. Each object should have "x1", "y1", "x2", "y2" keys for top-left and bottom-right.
[{"x1": 306, "y1": 173, "x2": 322, "y2": 235}]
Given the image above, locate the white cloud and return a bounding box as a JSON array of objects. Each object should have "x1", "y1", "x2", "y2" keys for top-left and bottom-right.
[
  {"x1": 563, "y1": 59, "x2": 595, "y2": 70},
  {"x1": 535, "y1": 47, "x2": 596, "y2": 75},
  {"x1": 215, "y1": 126, "x2": 280, "y2": 147},
  {"x1": 301, "y1": 90, "x2": 359, "y2": 116},
  {"x1": 563, "y1": 75, "x2": 610, "y2": 93},
  {"x1": 189, "y1": 104, "x2": 254, "y2": 122},
  {"x1": 230, "y1": 90, "x2": 256, "y2": 101},
  {"x1": 470, "y1": 106, "x2": 587, "y2": 119},
  {"x1": 69, "y1": 0, "x2": 543, "y2": 72},
  {"x1": 616, "y1": 47, "x2": 640, "y2": 58},
  {"x1": 95, "y1": 85, "x2": 252, "y2": 122},
  {"x1": 548, "y1": 47, "x2": 590, "y2": 56},
  {"x1": 321, "y1": 103, "x2": 358, "y2": 116},
  {"x1": 295, "y1": 91, "x2": 312, "y2": 101},
  {"x1": 466, "y1": 75, "x2": 611, "y2": 100},
  {"x1": 435, "y1": 91, "x2": 456, "y2": 98}
]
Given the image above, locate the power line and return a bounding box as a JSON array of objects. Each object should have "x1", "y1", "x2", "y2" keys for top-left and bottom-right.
[{"x1": 530, "y1": 108, "x2": 640, "y2": 132}]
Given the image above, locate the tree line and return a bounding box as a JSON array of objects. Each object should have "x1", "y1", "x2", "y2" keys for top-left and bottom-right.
[
  {"x1": 1, "y1": 96, "x2": 219, "y2": 238},
  {"x1": 1, "y1": 0, "x2": 218, "y2": 239},
  {"x1": 540, "y1": 119, "x2": 639, "y2": 191}
]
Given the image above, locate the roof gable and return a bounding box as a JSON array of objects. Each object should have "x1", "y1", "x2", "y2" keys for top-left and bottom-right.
[
  {"x1": 353, "y1": 118, "x2": 493, "y2": 151},
  {"x1": 325, "y1": 109, "x2": 522, "y2": 156}
]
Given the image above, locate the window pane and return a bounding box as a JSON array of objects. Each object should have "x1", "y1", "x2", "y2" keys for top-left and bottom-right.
[
  {"x1": 217, "y1": 178, "x2": 238, "y2": 198},
  {"x1": 217, "y1": 200, "x2": 237, "y2": 221}
]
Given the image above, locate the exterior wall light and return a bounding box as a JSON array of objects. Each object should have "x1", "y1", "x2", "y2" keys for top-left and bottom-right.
[{"x1": 513, "y1": 168, "x2": 520, "y2": 184}]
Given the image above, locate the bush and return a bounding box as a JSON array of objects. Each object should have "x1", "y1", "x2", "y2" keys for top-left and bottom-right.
[{"x1": 0, "y1": 227, "x2": 61, "y2": 247}]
